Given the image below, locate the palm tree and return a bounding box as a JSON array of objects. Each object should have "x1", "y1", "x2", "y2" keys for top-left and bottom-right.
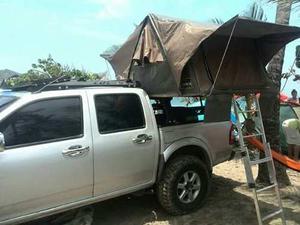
[
  {"x1": 242, "y1": 2, "x2": 267, "y2": 21},
  {"x1": 257, "y1": 0, "x2": 300, "y2": 186},
  {"x1": 212, "y1": 2, "x2": 267, "y2": 24},
  {"x1": 211, "y1": 18, "x2": 224, "y2": 25}
]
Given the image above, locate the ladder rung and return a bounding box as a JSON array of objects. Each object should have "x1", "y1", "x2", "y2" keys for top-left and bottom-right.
[
  {"x1": 239, "y1": 109, "x2": 259, "y2": 113},
  {"x1": 262, "y1": 209, "x2": 283, "y2": 221},
  {"x1": 243, "y1": 133, "x2": 263, "y2": 138},
  {"x1": 250, "y1": 157, "x2": 272, "y2": 165},
  {"x1": 256, "y1": 183, "x2": 277, "y2": 193}
]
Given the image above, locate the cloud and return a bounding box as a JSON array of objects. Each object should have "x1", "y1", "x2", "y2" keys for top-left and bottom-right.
[{"x1": 90, "y1": 0, "x2": 131, "y2": 19}]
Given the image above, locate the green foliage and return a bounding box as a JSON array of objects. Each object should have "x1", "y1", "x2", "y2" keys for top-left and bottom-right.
[
  {"x1": 31, "y1": 55, "x2": 63, "y2": 78},
  {"x1": 6, "y1": 55, "x2": 107, "y2": 87}
]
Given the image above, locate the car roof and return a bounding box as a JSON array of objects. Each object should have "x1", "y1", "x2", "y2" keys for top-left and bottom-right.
[{"x1": 0, "y1": 86, "x2": 144, "y2": 98}]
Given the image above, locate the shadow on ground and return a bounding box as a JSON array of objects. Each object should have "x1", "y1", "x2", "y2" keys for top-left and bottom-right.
[
  {"x1": 91, "y1": 174, "x2": 300, "y2": 225},
  {"x1": 25, "y1": 174, "x2": 300, "y2": 225}
]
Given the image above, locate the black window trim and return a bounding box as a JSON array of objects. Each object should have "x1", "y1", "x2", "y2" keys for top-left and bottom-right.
[
  {"x1": 2, "y1": 95, "x2": 84, "y2": 150},
  {"x1": 94, "y1": 93, "x2": 146, "y2": 135}
]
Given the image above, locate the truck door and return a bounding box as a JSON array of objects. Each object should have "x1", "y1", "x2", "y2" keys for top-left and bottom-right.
[
  {"x1": 0, "y1": 93, "x2": 93, "y2": 222},
  {"x1": 87, "y1": 90, "x2": 158, "y2": 196}
]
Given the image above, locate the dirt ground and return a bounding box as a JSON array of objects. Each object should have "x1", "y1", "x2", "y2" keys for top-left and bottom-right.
[{"x1": 27, "y1": 160, "x2": 300, "y2": 225}]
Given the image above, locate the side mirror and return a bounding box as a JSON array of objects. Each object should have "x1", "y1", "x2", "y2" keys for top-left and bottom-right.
[{"x1": 0, "y1": 132, "x2": 5, "y2": 152}]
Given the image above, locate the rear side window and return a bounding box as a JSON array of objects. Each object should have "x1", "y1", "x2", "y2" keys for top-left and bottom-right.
[
  {"x1": 94, "y1": 94, "x2": 145, "y2": 134},
  {"x1": 151, "y1": 97, "x2": 205, "y2": 127},
  {"x1": 0, "y1": 97, "x2": 83, "y2": 147}
]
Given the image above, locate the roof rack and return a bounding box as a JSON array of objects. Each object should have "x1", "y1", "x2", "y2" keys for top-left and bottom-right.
[{"x1": 9, "y1": 79, "x2": 140, "y2": 92}]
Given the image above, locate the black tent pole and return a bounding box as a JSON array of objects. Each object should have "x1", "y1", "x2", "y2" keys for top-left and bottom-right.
[{"x1": 127, "y1": 18, "x2": 148, "y2": 81}]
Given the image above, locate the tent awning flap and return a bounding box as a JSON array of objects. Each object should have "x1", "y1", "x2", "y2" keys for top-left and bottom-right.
[{"x1": 102, "y1": 14, "x2": 300, "y2": 97}]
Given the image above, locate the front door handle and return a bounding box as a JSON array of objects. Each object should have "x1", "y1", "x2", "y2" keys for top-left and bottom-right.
[
  {"x1": 62, "y1": 145, "x2": 90, "y2": 157},
  {"x1": 132, "y1": 134, "x2": 153, "y2": 144}
]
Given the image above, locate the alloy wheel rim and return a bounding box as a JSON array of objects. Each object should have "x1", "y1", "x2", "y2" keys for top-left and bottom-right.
[{"x1": 177, "y1": 170, "x2": 201, "y2": 204}]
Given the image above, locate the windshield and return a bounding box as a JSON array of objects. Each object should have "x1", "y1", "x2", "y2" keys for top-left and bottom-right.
[{"x1": 0, "y1": 96, "x2": 18, "y2": 112}]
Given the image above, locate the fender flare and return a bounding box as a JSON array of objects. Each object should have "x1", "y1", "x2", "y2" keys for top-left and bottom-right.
[{"x1": 163, "y1": 137, "x2": 213, "y2": 168}]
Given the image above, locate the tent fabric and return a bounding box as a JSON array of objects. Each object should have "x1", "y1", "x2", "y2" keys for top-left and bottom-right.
[
  {"x1": 101, "y1": 22, "x2": 144, "y2": 79},
  {"x1": 103, "y1": 14, "x2": 300, "y2": 97},
  {"x1": 103, "y1": 14, "x2": 217, "y2": 83},
  {"x1": 195, "y1": 17, "x2": 300, "y2": 95},
  {"x1": 133, "y1": 24, "x2": 164, "y2": 63}
]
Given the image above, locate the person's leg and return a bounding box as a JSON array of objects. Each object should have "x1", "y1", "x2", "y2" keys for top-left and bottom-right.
[
  {"x1": 294, "y1": 145, "x2": 300, "y2": 161},
  {"x1": 288, "y1": 144, "x2": 295, "y2": 159}
]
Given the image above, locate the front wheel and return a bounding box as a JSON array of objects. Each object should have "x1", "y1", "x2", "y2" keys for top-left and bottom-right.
[{"x1": 156, "y1": 155, "x2": 211, "y2": 215}]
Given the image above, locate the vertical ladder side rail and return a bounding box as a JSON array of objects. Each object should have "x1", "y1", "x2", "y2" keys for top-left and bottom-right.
[
  {"x1": 233, "y1": 100, "x2": 256, "y2": 185},
  {"x1": 253, "y1": 97, "x2": 286, "y2": 225},
  {"x1": 267, "y1": 143, "x2": 287, "y2": 225},
  {"x1": 233, "y1": 99, "x2": 263, "y2": 225}
]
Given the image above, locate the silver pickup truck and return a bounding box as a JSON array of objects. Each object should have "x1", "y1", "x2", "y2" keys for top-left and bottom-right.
[{"x1": 0, "y1": 86, "x2": 233, "y2": 224}]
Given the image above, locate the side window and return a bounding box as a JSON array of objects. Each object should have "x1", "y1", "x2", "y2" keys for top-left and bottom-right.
[
  {"x1": 0, "y1": 97, "x2": 83, "y2": 147},
  {"x1": 94, "y1": 94, "x2": 145, "y2": 134},
  {"x1": 151, "y1": 97, "x2": 205, "y2": 127},
  {"x1": 171, "y1": 97, "x2": 205, "y2": 122}
]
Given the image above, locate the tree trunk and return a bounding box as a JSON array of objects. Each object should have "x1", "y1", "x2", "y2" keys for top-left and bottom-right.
[{"x1": 257, "y1": 0, "x2": 292, "y2": 186}]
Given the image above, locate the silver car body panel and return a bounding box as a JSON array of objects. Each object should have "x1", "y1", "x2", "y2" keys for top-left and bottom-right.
[
  {"x1": 86, "y1": 88, "x2": 160, "y2": 196},
  {"x1": 160, "y1": 122, "x2": 232, "y2": 166},
  {"x1": 0, "y1": 90, "x2": 94, "y2": 223},
  {"x1": 1, "y1": 182, "x2": 153, "y2": 225},
  {"x1": 0, "y1": 87, "x2": 232, "y2": 225}
]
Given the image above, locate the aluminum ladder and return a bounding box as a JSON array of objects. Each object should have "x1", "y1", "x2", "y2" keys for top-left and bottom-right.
[{"x1": 232, "y1": 95, "x2": 286, "y2": 225}]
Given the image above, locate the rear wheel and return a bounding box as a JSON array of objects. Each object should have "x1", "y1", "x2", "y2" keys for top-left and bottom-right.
[{"x1": 157, "y1": 155, "x2": 211, "y2": 215}]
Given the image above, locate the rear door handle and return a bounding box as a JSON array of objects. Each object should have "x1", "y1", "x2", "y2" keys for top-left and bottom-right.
[
  {"x1": 132, "y1": 134, "x2": 153, "y2": 144},
  {"x1": 62, "y1": 145, "x2": 89, "y2": 157}
]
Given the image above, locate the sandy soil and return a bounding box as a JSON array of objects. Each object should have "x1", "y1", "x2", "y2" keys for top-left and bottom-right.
[
  {"x1": 27, "y1": 160, "x2": 300, "y2": 225},
  {"x1": 91, "y1": 160, "x2": 299, "y2": 225}
]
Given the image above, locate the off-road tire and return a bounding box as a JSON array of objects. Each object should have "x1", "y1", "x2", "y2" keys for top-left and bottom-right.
[{"x1": 157, "y1": 155, "x2": 210, "y2": 215}]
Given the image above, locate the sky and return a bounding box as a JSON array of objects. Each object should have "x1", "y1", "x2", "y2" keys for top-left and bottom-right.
[{"x1": 0, "y1": 0, "x2": 300, "y2": 94}]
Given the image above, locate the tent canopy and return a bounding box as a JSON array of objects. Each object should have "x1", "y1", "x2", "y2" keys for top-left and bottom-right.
[{"x1": 102, "y1": 14, "x2": 300, "y2": 97}]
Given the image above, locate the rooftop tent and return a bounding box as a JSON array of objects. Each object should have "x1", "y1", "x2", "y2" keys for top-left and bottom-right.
[
  {"x1": 102, "y1": 14, "x2": 217, "y2": 96},
  {"x1": 102, "y1": 14, "x2": 300, "y2": 97},
  {"x1": 187, "y1": 16, "x2": 300, "y2": 96}
]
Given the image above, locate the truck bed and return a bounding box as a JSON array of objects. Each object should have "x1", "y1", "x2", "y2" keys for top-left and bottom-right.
[{"x1": 159, "y1": 121, "x2": 232, "y2": 166}]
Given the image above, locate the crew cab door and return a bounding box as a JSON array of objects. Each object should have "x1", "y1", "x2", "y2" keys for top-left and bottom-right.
[
  {"x1": 0, "y1": 92, "x2": 93, "y2": 222},
  {"x1": 87, "y1": 89, "x2": 158, "y2": 196}
]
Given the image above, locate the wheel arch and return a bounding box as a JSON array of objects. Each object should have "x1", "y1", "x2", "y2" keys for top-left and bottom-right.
[{"x1": 162, "y1": 138, "x2": 213, "y2": 175}]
